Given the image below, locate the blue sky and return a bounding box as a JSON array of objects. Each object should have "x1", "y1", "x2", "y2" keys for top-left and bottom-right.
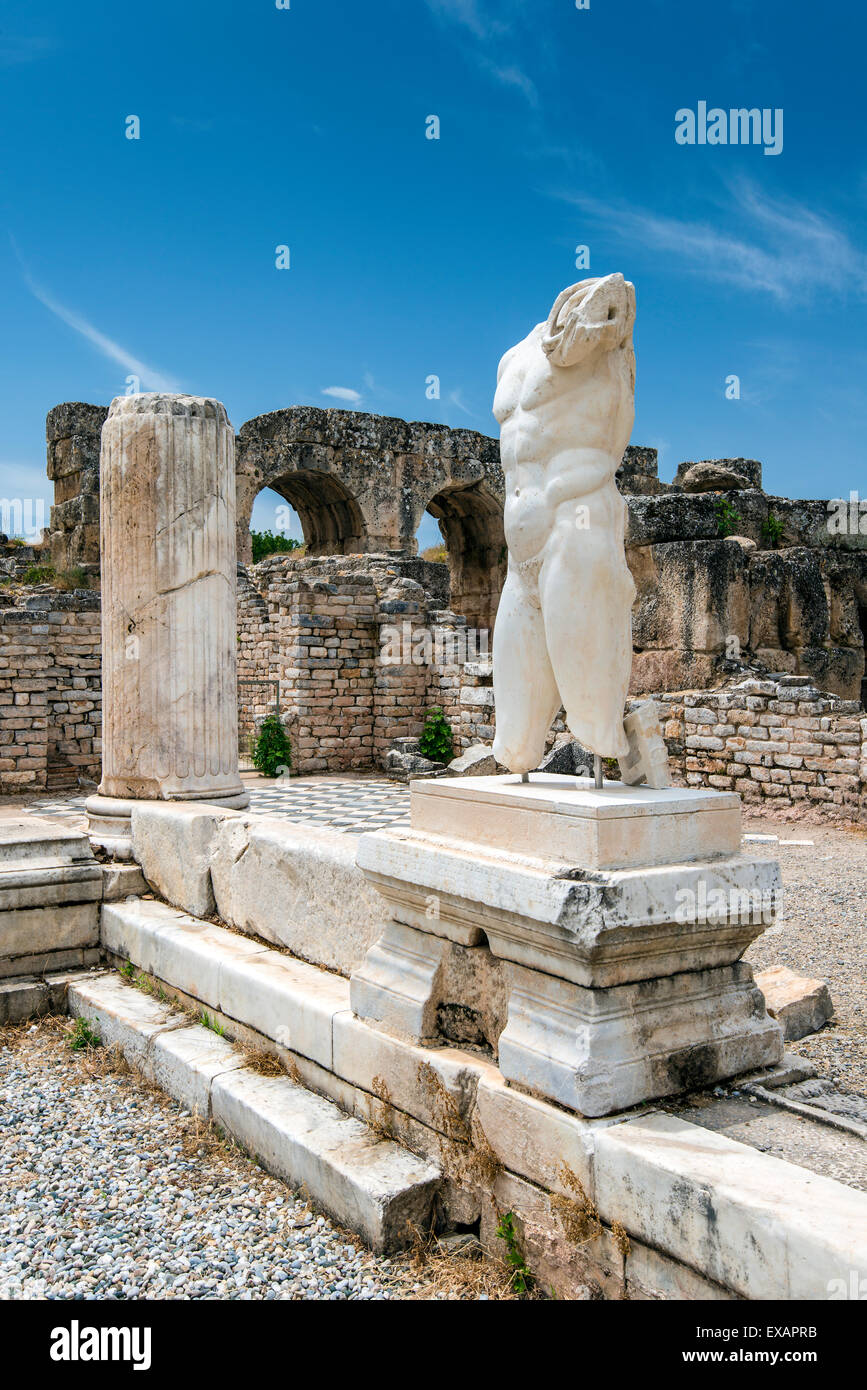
[{"x1": 1, "y1": 0, "x2": 864, "y2": 547}]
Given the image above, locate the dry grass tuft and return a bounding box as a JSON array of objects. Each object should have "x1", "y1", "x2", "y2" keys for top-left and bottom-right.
[
  {"x1": 242, "y1": 1048, "x2": 285, "y2": 1078},
  {"x1": 550, "y1": 1162, "x2": 603, "y2": 1245},
  {"x1": 398, "y1": 1223, "x2": 537, "y2": 1301}
]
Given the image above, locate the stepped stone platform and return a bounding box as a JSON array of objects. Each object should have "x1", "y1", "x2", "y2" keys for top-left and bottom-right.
[
  {"x1": 92, "y1": 882, "x2": 867, "y2": 1299},
  {"x1": 0, "y1": 817, "x2": 101, "y2": 981},
  {"x1": 4, "y1": 795, "x2": 866, "y2": 1298}
]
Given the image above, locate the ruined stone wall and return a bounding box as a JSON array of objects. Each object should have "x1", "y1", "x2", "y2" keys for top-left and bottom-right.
[
  {"x1": 46, "y1": 398, "x2": 867, "y2": 702},
  {"x1": 237, "y1": 554, "x2": 492, "y2": 772},
  {"x1": 452, "y1": 671, "x2": 867, "y2": 815},
  {"x1": 46, "y1": 403, "x2": 107, "y2": 580},
  {"x1": 0, "y1": 590, "x2": 101, "y2": 792},
  {"x1": 627, "y1": 488, "x2": 867, "y2": 701},
  {"x1": 655, "y1": 676, "x2": 866, "y2": 814}
]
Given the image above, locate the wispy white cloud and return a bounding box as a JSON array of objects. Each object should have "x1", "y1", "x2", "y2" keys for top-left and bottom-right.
[
  {"x1": 424, "y1": 0, "x2": 537, "y2": 105},
  {"x1": 554, "y1": 180, "x2": 867, "y2": 303},
  {"x1": 15, "y1": 246, "x2": 180, "y2": 391},
  {"x1": 448, "y1": 388, "x2": 476, "y2": 418},
  {"x1": 478, "y1": 58, "x2": 538, "y2": 108},
  {"x1": 424, "y1": 0, "x2": 498, "y2": 39},
  {"x1": 321, "y1": 385, "x2": 362, "y2": 404}
]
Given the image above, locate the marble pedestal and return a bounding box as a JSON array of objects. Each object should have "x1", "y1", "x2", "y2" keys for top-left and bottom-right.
[{"x1": 351, "y1": 774, "x2": 783, "y2": 1116}]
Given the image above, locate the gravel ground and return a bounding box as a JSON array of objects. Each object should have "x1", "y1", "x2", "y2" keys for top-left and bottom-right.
[
  {"x1": 0, "y1": 1018, "x2": 515, "y2": 1302},
  {"x1": 743, "y1": 816, "x2": 867, "y2": 1094}
]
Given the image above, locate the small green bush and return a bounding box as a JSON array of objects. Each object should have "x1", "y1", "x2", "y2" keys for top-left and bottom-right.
[
  {"x1": 418, "y1": 706, "x2": 454, "y2": 763},
  {"x1": 496, "y1": 1211, "x2": 531, "y2": 1294},
  {"x1": 761, "y1": 512, "x2": 785, "y2": 549},
  {"x1": 250, "y1": 713, "x2": 292, "y2": 778},
  {"x1": 250, "y1": 531, "x2": 304, "y2": 564},
  {"x1": 69, "y1": 1017, "x2": 101, "y2": 1051},
  {"x1": 21, "y1": 564, "x2": 56, "y2": 585},
  {"x1": 715, "y1": 497, "x2": 741, "y2": 538}
]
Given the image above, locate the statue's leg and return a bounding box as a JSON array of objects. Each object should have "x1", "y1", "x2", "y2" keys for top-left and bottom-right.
[
  {"x1": 538, "y1": 513, "x2": 635, "y2": 759},
  {"x1": 492, "y1": 566, "x2": 560, "y2": 773}
]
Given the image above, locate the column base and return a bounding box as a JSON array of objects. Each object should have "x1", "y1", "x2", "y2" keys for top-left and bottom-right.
[{"x1": 86, "y1": 790, "x2": 250, "y2": 861}]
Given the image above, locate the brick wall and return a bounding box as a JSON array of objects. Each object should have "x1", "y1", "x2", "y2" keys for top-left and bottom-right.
[
  {"x1": 655, "y1": 675, "x2": 866, "y2": 813},
  {"x1": 238, "y1": 555, "x2": 494, "y2": 773},
  {"x1": 451, "y1": 670, "x2": 867, "y2": 815},
  {"x1": 0, "y1": 591, "x2": 101, "y2": 792}
]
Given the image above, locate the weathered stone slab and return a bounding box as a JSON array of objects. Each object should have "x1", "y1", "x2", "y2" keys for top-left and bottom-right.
[
  {"x1": 754, "y1": 964, "x2": 834, "y2": 1041},
  {"x1": 103, "y1": 899, "x2": 267, "y2": 1005},
  {"x1": 151, "y1": 1025, "x2": 246, "y2": 1119},
  {"x1": 357, "y1": 828, "x2": 781, "y2": 987},
  {"x1": 0, "y1": 817, "x2": 102, "y2": 913},
  {"x1": 594, "y1": 1112, "x2": 867, "y2": 1300},
  {"x1": 447, "y1": 744, "x2": 498, "y2": 777},
  {"x1": 130, "y1": 802, "x2": 241, "y2": 917},
  {"x1": 68, "y1": 971, "x2": 180, "y2": 1070},
  {"x1": 210, "y1": 1069, "x2": 440, "y2": 1251},
  {"x1": 102, "y1": 897, "x2": 350, "y2": 1069},
  {"x1": 348, "y1": 921, "x2": 446, "y2": 1042},
  {"x1": 0, "y1": 903, "x2": 99, "y2": 977},
  {"x1": 210, "y1": 814, "x2": 383, "y2": 975}
]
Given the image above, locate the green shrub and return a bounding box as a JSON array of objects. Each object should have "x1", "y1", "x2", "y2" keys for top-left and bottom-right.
[
  {"x1": 418, "y1": 706, "x2": 454, "y2": 763},
  {"x1": 21, "y1": 564, "x2": 56, "y2": 585},
  {"x1": 761, "y1": 512, "x2": 785, "y2": 549},
  {"x1": 250, "y1": 713, "x2": 292, "y2": 778},
  {"x1": 714, "y1": 497, "x2": 741, "y2": 538},
  {"x1": 68, "y1": 1017, "x2": 101, "y2": 1051},
  {"x1": 250, "y1": 531, "x2": 304, "y2": 564}
]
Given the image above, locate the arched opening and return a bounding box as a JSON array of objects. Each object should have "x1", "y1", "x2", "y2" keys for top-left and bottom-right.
[
  {"x1": 250, "y1": 487, "x2": 305, "y2": 561},
  {"x1": 422, "y1": 481, "x2": 506, "y2": 631},
  {"x1": 267, "y1": 469, "x2": 367, "y2": 556}
]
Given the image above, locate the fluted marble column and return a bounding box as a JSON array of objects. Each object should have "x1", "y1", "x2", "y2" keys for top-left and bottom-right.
[{"x1": 87, "y1": 394, "x2": 248, "y2": 856}]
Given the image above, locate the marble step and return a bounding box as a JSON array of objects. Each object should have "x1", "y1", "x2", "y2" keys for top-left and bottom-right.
[{"x1": 67, "y1": 972, "x2": 441, "y2": 1252}]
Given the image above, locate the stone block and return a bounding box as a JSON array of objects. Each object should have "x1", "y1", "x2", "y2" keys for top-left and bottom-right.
[
  {"x1": 594, "y1": 1113, "x2": 867, "y2": 1300},
  {"x1": 409, "y1": 773, "x2": 740, "y2": 871},
  {"x1": 211, "y1": 1068, "x2": 440, "y2": 1252},
  {"x1": 130, "y1": 801, "x2": 242, "y2": 917},
  {"x1": 754, "y1": 965, "x2": 834, "y2": 1041},
  {"x1": 210, "y1": 815, "x2": 383, "y2": 975}
]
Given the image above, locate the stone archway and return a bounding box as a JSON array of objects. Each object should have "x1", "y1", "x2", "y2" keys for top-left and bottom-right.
[
  {"x1": 253, "y1": 470, "x2": 368, "y2": 558},
  {"x1": 236, "y1": 409, "x2": 379, "y2": 564},
  {"x1": 422, "y1": 480, "x2": 506, "y2": 631}
]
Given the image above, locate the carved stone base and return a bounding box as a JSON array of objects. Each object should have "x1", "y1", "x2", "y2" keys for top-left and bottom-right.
[
  {"x1": 497, "y1": 961, "x2": 783, "y2": 1117},
  {"x1": 351, "y1": 775, "x2": 783, "y2": 1115},
  {"x1": 349, "y1": 922, "x2": 446, "y2": 1042},
  {"x1": 85, "y1": 791, "x2": 250, "y2": 861}
]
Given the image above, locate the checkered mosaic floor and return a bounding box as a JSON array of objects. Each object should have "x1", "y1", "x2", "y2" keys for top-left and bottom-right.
[
  {"x1": 17, "y1": 777, "x2": 411, "y2": 837},
  {"x1": 244, "y1": 778, "x2": 410, "y2": 833}
]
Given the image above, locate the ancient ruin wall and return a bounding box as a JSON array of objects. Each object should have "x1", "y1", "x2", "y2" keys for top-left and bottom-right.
[
  {"x1": 46, "y1": 403, "x2": 107, "y2": 579},
  {"x1": 0, "y1": 591, "x2": 101, "y2": 792},
  {"x1": 46, "y1": 401, "x2": 867, "y2": 702}
]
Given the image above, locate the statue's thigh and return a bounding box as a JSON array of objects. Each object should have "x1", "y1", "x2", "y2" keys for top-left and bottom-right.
[
  {"x1": 539, "y1": 536, "x2": 633, "y2": 691},
  {"x1": 492, "y1": 573, "x2": 560, "y2": 756}
]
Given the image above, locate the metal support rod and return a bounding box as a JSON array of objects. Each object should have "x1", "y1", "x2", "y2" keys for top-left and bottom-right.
[
  {"x1": 594, "y1": 754, "x2": 603, "y2": 790},
  {"x1": 521, "y1": 771, "x2": 529, "y2": 783}
]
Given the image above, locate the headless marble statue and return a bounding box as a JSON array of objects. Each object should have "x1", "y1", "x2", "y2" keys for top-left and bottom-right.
[{"x1": 492, "y1": 273, "x2": 637, "y2": 771}]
